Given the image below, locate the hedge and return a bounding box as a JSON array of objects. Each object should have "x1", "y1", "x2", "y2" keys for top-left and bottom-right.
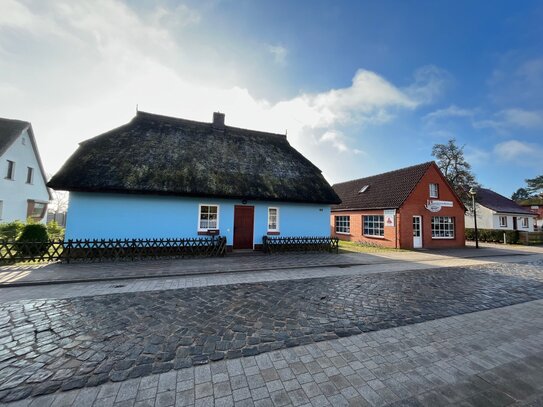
[{"x1": 465, "y1": 228, "x2": 520, "y2": 244}]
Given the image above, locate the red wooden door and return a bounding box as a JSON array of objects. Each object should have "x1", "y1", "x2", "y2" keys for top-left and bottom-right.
[{"x1": 233, "y1": 206, "x2": 254, "y2": 249}]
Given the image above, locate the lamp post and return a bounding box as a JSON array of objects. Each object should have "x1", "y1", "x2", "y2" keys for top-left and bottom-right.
[{"x1": 469, "y1": 187, "x2": 479, "y2": 249}]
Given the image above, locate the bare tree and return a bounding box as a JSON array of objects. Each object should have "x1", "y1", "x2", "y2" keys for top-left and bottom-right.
[
  {"x1": 49, "y1": 190, "x2": 69, "y2": 214},
  {"x1": 432, "y1": 138, "x2": 478, "y2": 204}
]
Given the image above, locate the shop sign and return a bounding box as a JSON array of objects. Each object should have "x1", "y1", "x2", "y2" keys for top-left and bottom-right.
[
  {"x1": 384, "y1": 209, "x2": 396, "y2": 227},
  {"x1": 425, "y1": 200, "x2": 453, "y2": 212}
]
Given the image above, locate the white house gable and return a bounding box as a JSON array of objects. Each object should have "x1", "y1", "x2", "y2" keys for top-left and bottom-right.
[{"x1": 0, "y1": 128, "x2": 50, "y2": 222}]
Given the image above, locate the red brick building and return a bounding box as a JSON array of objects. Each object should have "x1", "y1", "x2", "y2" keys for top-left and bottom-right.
[{"x1": 331, "y1": 162, "x2": 466, "y2": 249}]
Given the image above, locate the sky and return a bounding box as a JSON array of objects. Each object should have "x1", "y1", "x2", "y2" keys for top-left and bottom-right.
[{"x1": 1, "y1": 0, "x2": 542, "y2": 197}]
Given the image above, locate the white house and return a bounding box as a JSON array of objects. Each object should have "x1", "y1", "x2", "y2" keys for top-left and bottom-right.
[
  {"x1": 465, "y1": 188, "x2": 536, "y2": 232},
  {"x1": 0, "y1": 118, "x2": 51, "y2": 223}
]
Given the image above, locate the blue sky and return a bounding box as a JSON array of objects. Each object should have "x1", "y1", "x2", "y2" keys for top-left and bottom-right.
[{"x1": 1, "y1": 0, "x2": 542, "y2": 197}]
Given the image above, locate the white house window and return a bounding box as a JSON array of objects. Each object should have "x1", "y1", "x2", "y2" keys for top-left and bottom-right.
[
  {"x1": 431, "y1": 216, "x2": 455, "y2": 238},
  {"x1": 363, "y1": 215, "x2": 384, "y2": 237},
  {"x1": 26, "y1": 167, "x2": 34, "y2": 184},
  {"x1": 198, "y1": 204, "x2": 219, "y2": 230},
  {"x1": 429, "y1": 183, "x2": 439, "y2": 198},
  {"x1": 499, "y1": 216, "x2": 507, "y2": 227},
  {"x1": 522, "y1": 217, "x2": 529, "y2": 228},
  {"x1": 6, "y1": 160, "x2": 15, "y2": 180},
  {"x1": 335, "y1": 216, "x2": 350, "y2": 234},
  {"x1": 268, "y1": 207, "x2": 279, "y2": 232}
]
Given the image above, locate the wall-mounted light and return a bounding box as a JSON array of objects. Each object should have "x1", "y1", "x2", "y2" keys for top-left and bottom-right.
[{"x1": 242, "y1": 199, "x2": 247, "y2": 205}]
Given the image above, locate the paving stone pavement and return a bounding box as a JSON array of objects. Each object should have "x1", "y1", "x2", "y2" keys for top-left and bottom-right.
[
  {"x1": 2, "y1": 298, "x2": 543, "y2": 406},
  {"x1": 0, "y1": 245, "x2": 537, "y2": 286},
  {"x1": 0, "y1": 259, "x2": 542, "y2": 403}
]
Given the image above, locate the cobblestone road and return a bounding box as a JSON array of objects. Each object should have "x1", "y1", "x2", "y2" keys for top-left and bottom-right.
[{"x1": 0, "y1": 260, "x2": 542, "y2": 403}]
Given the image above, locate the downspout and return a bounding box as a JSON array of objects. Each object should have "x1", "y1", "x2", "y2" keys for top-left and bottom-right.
[{"x1": 395, "y1": 212, "x2": 399, "y2": 249}]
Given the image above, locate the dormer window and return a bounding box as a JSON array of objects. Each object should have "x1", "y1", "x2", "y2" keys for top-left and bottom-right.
[
  {"x1": 429, "y1": 183, "x2": 439, "y2": 198},
  {"x1": 358, "y1": 185, "x2": 369, "y2": 194}
]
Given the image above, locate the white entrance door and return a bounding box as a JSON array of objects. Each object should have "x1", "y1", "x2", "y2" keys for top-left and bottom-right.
[{"x1": 413, "y1": 216, "x2": 422, "y2": 248}]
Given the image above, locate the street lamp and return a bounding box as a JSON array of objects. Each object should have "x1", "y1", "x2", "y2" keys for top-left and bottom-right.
[{"x1": 469, "y1": 187, "x2": 479, "y2": 249}]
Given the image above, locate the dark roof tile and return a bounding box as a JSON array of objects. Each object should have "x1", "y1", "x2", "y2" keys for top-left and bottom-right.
[
  {"x1": 476, "y1": 188, "x2": 533, "y2": 214},
  {"x1": 0, "y1": 117, "x2": 30, "y2": 156},
  {"x1": 332, "y1": 162, "x2": 433, "y2": 210}
]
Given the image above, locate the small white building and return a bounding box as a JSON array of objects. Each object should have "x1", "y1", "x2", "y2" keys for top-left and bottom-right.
[
  {"x1": 465, "y1": 188, "x2": 537, "y2": 232},
  {"x1": 0, "y1": 118, "x2": 51, "y2": 223}
]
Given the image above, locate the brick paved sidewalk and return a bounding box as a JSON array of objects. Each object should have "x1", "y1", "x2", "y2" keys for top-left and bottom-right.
[
  {"x1": 0, "y1": 245, "x2": 539, "y2": 287},
  {"x1": 2, "y1": 299, "x2": 542, "y2": 407}
]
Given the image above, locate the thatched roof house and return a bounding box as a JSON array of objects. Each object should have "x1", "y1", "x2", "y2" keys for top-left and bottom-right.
[{"x1": 49, "y1": 111, "x2": 339, "y2": 248}]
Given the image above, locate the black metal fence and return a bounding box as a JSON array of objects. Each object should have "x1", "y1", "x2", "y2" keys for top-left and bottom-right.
[
  {"x1": 262, "y1": 236, "x2": 339, "y2": 254},
  {"x1": 0, "y1": 237, "x2": 227, "y2": 264}
]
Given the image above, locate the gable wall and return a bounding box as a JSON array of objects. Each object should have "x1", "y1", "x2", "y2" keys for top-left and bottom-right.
[
  {"x1": 0, "y1": 129, "x2": 50, "y2": 222},
  {"x1": 398, "y1": 165, "x2": 465, "y2": 249}
]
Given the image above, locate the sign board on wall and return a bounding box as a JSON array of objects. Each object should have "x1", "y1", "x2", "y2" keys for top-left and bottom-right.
[
  {"x1": 424, "y1": 200, "x2": 453, "y2": 212},
  {"x1": 384, "y1": 209, "x2": 396, "y2": 227}
]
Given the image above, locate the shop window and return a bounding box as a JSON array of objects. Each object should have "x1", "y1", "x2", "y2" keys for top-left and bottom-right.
[
  {"x1": 363, "y1": 215, "x2": 384, "y2": 237},
  {"x1": 335, "y1": 216, "x2": 350, "y2": 234},
  {"x1": 431, "y1": 216, "x2": 455, "y2": 239}
]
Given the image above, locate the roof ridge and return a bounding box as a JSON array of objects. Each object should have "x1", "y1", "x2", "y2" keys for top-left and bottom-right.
[
  {"x1": 333, "y1": 161, "x2": 434, "y2": 186},
  {"x1": 136, "y1": 110, "x2": 287, "y2": 140},
  {"x1": 0, "y1": 117, "x2": 31, "y2": 126}
]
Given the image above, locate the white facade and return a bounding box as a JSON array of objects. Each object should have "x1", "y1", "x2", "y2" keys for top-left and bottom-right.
[
  {"x1": 465, "y1": 203, "x2": 536, "y2": 232},
  {"x1": 0, "y1": 128, "x2": 50, "y2": 223}
]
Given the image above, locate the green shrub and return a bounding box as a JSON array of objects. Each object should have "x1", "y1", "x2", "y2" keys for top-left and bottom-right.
[
  {"x1": 465, "y1": 228, "x2": 521, "y2": 244},
  {"x1": 0, "y1": 221, "x2": 25, "y2": 240},
  {"x1": 46, "y1": 221, "x2": 65, "y2": 240},
  {"x1": 16, "y1": 224, "x2": 50, "y2": 257}
]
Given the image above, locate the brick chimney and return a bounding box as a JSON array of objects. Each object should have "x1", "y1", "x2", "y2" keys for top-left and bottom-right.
[{"x1": 212, "y1": 112, "x2": 225, "y2": 129}]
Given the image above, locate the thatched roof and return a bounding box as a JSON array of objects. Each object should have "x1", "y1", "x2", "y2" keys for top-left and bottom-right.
[{"x1": 48, "y1": 111, "x2": 340, "y2": 204}]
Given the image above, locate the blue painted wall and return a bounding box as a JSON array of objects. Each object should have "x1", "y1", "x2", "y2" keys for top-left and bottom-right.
[{"x1": 66, "y1": 192, "x2": 331, "y2": 245}]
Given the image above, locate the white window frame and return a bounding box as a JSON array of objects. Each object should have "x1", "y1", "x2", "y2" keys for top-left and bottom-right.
[
  {"x1": 431, "y1": 216, "x2": 455, "y2": 239},
  {"x1": 26, "y1": 167, "x2": 34, "y2": 184},
  {"x1": 363, "y1": 215, "x2": 385, "y2": 237},
  {"x1": 522, "y1": 217, "x2": 529, "y2": 228},
  {"x1": 267, "y1": 207, "x2": 280, "y2": 232},
  {"x1": 429, "y1": 183, "x2": 439, "y2": 198},
  {"x1": 6, "y1": 160, "x2": 15, "y2": 180},
  {"x1": 499, "y1": 216, "x2": 507, "y2": 227},
  {"x1": 335, "y1": 215, "x2": 350, "y2": 234},
  {"x1": 198, "y1": 204, "x2": 220, "y2": 231}
]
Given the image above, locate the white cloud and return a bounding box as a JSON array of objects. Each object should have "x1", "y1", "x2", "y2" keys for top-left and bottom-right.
[
  {"x1": 493, "y1": 140, "x2": 543, "y2": 166},
  {"x1": 268, "y1": 44, "x2": 288, "y2": 66},
  {"x1": 424, "y1": 105, "x2": 474, "y2": 122},
  {"x1": 474, "y1": 108, "x2": 543, "y2": 131},
  {"x1": 0, "y1": 0, "x2": 447, "y2": 182}
]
